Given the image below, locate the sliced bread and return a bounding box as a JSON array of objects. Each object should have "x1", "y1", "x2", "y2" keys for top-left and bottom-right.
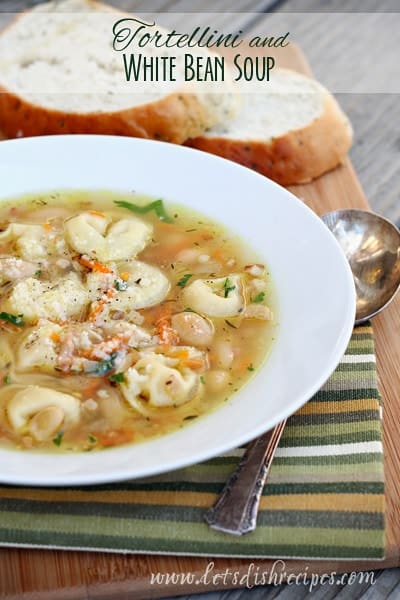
[
  {"x1": 186, "y1": 68, "x2": 353, "y2": 185},
  {"x1": 0, "y1": 0, "x2": 238, "y2": 143}
]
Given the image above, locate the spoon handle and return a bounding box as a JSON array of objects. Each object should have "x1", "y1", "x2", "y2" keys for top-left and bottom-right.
[{"x1": 204, "y1": 419, "x2": 287, "y2": 535}]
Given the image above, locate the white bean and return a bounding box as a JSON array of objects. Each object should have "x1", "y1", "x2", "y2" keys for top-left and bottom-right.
[
  {"x1": 206, "y1": 370, "x2": 230, "y2": 393},
  {"x1": 244, "y1": 304, "x2": 273, "y2": 320},
  {"x1": 212, "y1": 339, "x2": 234, "y2": 369},
  {"x1": 171, "y1": 312, "x2": 214, "y2": 347},
  {"x1": 175, "y1": 248, "x2": 201, "y2": 263}
]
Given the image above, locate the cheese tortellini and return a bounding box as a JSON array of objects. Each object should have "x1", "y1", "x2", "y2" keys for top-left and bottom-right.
[
  {"x1": 65, "y1": 212, "x2": 152, "y2": 261},
  {"x1": 87, "y1": 261, "x2": 170, "y2": 311},
  {"x1": 3, "y1": 273, "x2": 89, "y2": 323},
  {"x1": 7, "y1": 386, "x2": 80, "y2": 433},
  {"x1": 0, "y1": 257, "x2": 37, "y2": 285},
  {"x1": 17, "y1": 319, "x2": 62, "y2": 373},
  {"x1": 183, "y1": 275, "x2": 244, "y2": 317},
  {"x1": 0, "y1": 223, "x2": 49, "y2": 260},
  {"x1": 121, "y1": 353, "x2": 201, "y2": 411}
]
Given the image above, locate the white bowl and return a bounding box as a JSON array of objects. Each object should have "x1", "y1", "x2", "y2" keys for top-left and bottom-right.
[{"x1": 0, "y1": 135, "x2": 355, "y2": 486}]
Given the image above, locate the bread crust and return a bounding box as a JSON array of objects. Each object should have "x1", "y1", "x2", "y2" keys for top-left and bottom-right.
[
  {"x1": 0, "y1": 0, "x2": 231, "y2": 144},
  {"x1": 186, "y1": 92, "x2": 353, "y2": 185},
  {"x1": 0, "y1": 88, "x2": 215, "y2": 143}
]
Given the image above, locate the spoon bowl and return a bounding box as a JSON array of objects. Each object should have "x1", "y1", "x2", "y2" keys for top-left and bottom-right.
[{"x1": 321, "y1": 209, "x2": 400, "y2": 324}]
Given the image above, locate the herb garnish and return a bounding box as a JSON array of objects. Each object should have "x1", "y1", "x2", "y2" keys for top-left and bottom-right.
[
  {"x1": 114, "y1": 199, "x2": 173, "y2": 223},
  {"x1": 183, "y1": 415, "x2": 198, "y2": 421},
  {"x1": 53, "y1": 431, "x2": 64, "y2": 447},
  {"x1": 223, "y1": 278, "x2": 236, "y2": 298},
  {"x1": 200, "y1": 375, "x2": 205, "y2": 384},
  {"x1": 184, "y1": 307, "x2": 195, "y2": 312},
  {"x1": 177, "y1": 274, "x2": 192, "y2": 288},
  {"x1": 88, "y1": 435, "x2": 97, "y2": 444},
  {"x1": 252, "y1": 292, "x2": 265, "y2": 303},
  {"x1": 34, "y1": 270, "x2": 42, "y2": 278},
  {"x1": 114, "y1": 279, "x2": 128, "y2": 292},
  {"x1": 0, "y1": 312, "x2": 25, "y2": 327},
  {"x1": 109, "y1": 372, "x2": 125, "y2": 384},
  {"x1": 225, "y1": 320, "x2": 238, "y2": 329},
  {"x1": 247, "y1": 364, "x2": 255, "y2": 372},
  {"x1": 88, "y1": 353, "x2": 118, "y2": 377},
  {"x1": 3, "y1": 374, "x2": 11, "y2": 385}
]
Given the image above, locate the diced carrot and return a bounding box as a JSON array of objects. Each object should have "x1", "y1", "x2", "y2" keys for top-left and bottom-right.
[
  {"x1": 183, "y1": 358, "x2": 205, "y2": 370},
  {"x1": 155, "y1": 222, "x2": 178, "y2": 232},
  {"x1": 88, "y1": 210, "x2": 106, "y2": 218},
  {"x1": 50, "y1": 332, "x2": 60, "y2": 343},
  {"x1": 169, "y1": 349, "x2": 189, "y2": 362},
  {"x1": 83, "y1": 335, "x2": 126, "y2": 360},
  {"x1": 82, "y1": 379, "x2": 103, "y2": 397},
  {"x1": 212, "y1": 248, "x2": 225, "y2": 261},
  {"x1": 87, "y1": 287, "x2": 116, "y2": 322},
  {"x1": 43, "y1": 222, "x2": 52, "y2": 232},
  {"x1": 97, "y1": 429, "x2": 134, "y2": 447},
  {"x1": 156, "y1": 316, "x2": 179, "y2": 346},
  {"x1": 88, "y1": 301, "x2": 104, "y2": 322},
  {"x1": 120, "y1": 271, "x2": 130, "y2": 281},
  {"x1": 78, "y1": 255, "x2": 112, "y2": 274}
]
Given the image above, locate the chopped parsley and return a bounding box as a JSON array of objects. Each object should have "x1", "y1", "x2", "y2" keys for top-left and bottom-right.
[
  {"x1": 177, "y1": 273, "x2": 192, "y2": 288},
  {"x1": 114, "y1": 279, "x2": 128, "y2": 292},
  {"x1": 184, "y1": 307, "x2": 195, "y2": 312},
  {"x1": 34, "y1": 270, "x2": 42, "y2": 278},
  {"x1": 225, "y1": 319, "x2": 238, "y2": 329},
  {"x1": 109, "y1": 372, "x2": 125, "y2": 384},
  {"x1": 88, "y1": 435, "x2": 97, "y2": 444},
  {"x1": 200, "y1": 375, "x2": 205, "y2": 384},
  {"x1": 0, "y1": 312, "x2": 25, "y2": 327},
  {"x1": 114, "y1": 199, "x2": 173, "y2": 223},
  {"x1": 247, "y1": 364, "x2": 255, "y2": 372},
  {"x1": 3, "y1": 374, "x2": 11, "y2": 385},
  {"x1": 183, "y1": 415, "x2": 198, "y2": 421},
  {"x1": 223, "y1": 278, "x2": 236, "y2": 298},
  {"x1": 252, "y1": 292, "x2": 265, "y2": 303},
  {"x1": 88, "y1": 353, "x2": 118, "y2": 377},
  {"x1": 52, "y1": 431, "x2": 64, "y2": 447}
]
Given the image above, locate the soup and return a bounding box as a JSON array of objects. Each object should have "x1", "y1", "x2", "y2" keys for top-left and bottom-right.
[{"x1": 0, "y1": 191, "x2": 276, "y2": 452}]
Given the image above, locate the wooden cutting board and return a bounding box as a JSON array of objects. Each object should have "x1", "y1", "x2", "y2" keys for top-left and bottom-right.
[{"x1": 0, "y1": 44, "x2": 399, "y2": 600}]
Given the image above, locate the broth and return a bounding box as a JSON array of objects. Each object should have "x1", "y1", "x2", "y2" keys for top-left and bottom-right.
[{"x1": 0, "y1": 190, "x2": 276, "y2": 452}]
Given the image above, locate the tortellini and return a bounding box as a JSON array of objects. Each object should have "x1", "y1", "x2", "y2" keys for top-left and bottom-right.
[
  {"x1": 0, "y1": 223, "x2": 50, "y2": 260},
  {"x1": 121, "y1": 353, "x2": 201, "y2": 409},
  {"x1": 7, "y1": 386, "x2": 80, "y2": 432},
  {"x1": 183, "y1": 275, "x2": 244, "y2": 318},
  {"x1": 17, "y1": 319, "x2": 62, "y2": 372},
  {"x1": 3, "y1": 272, "x2": 89, "y2": 323},
  {"x1": 65, "y1": 212, "x2": 152, "y2": 261},
  {"x1": 87, "y1": 261, "x2": 170, "y2": 311},
  {"x1": 0, "y1": 257, "x2": 37, "y2": 285}
]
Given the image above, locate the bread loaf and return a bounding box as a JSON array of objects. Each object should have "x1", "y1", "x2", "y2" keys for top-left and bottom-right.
[
  {"x1": 186, "y1": 68, "x2": 353, "y2": 185},
  {"x1": 0, "y1": 0, "x2": 238, "y2": 143}
]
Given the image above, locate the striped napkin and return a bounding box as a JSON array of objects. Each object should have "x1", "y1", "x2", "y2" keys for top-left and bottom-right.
[{"x1": 0, "y1": 324, "x2": 385, "y2": 559}]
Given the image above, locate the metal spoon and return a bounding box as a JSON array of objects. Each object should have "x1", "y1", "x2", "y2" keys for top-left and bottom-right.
[{"x1": 205, "y1": 209, "x2": 400, "y2": 535}]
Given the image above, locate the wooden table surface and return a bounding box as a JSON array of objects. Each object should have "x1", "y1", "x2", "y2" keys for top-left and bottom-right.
[{"x1": 0, "y1": 1, "x2": 399, "y2": 599}]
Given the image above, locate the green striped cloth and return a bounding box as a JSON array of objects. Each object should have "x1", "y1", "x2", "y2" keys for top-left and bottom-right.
[{"x1": 0, "y1": 324, "x2": 385, "y2": 559}]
